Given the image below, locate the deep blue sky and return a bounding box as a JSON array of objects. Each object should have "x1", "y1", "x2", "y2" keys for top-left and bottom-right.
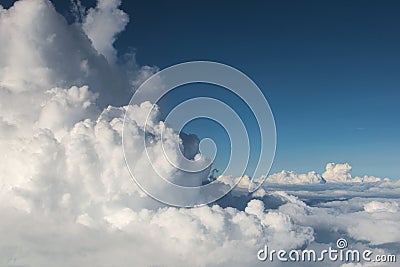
[
  {"x1": 5, "y1": 0, "x2": 399, "y2": 179},
  {"x1": 120, "y1": 0, "x2": 400, "y2": 179}
]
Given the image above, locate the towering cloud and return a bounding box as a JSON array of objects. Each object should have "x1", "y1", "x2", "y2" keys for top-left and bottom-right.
[{"x1": 323, "y1": 163, "x2": 384, "y2": 183}]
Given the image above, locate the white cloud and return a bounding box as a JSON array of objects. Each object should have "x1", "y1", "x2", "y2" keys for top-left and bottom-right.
[
  {"x1": 259, "y1": 163, "x2": 387, "y2": 185},
  {"x1": 266, "y1": 170, "x2": 324, "y2": 184},
  {"x1": 323, "y1": 162, "x2": 353, "y2": 182},
  {"x1": 82, "y1": 0, "x2": 129, "y2": 63},
  {"x1": 37, "y1": 86, "x2": 99, "y2": 137},
  {"x1": 323, "y1": 163, "x2": 384, "y2": 183},
  {"x1": 364, "y1": 200, "x2": 398, "y2": 213},
  {"x1": 0, "y1": 0, "x2": 155, "y2": 109}
]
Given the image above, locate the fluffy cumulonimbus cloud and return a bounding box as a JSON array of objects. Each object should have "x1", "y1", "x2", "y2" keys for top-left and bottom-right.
[
  {"x1": 322, "y1": 163, "x2": 386, "y2": 183},
  {"x1": 0, "y1": 1, "x2": 399, "y2": 266},
  {"x1": 262, "y1": 163, "x2": 387, "y2": 184},
  {"x1": 0, "y1": 0, "x2": 177, "y2": 214},
  {"x1": 0, "y1": 0, "x2": 155, "y2": 108}
]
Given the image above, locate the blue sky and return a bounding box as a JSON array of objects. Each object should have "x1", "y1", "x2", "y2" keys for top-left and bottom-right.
[
  {"x1": 6, "y1": 0, "x2": 399, "y2": 179},
  {"x1": 124, "y1": 0, "x2": 400, "y2": 179},
  {"x1": 119, "y1": 0, "x2": 400, "y2": 179}
]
